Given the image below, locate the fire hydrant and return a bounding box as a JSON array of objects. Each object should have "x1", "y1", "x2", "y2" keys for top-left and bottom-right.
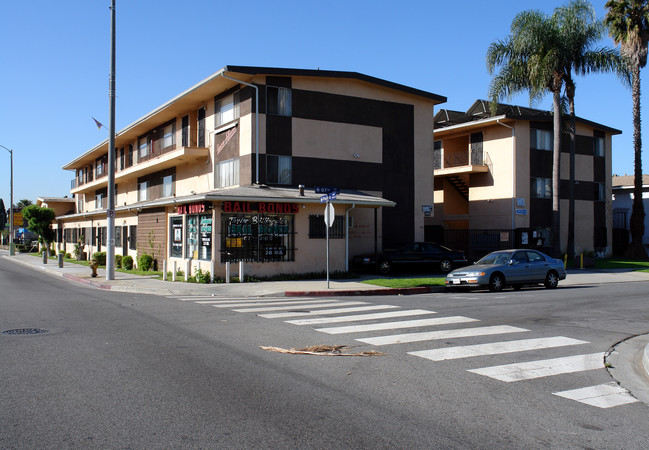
[{"x1": 89, "y1": 258, "x2": 99, "y2": 278}]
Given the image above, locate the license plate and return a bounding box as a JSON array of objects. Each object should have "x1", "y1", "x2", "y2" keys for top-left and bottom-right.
[{"x1": 452, "y1": 279, "x2": 460, "y2": 284}]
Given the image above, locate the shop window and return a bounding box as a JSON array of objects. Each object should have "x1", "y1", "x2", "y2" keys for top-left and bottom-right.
[
  {"x1": 186, "y1": 214, "x2": 212, "y2": 260},
  {"x1": 216, "y1": 158, "x2": 240, "y2": 188},
  {"x1": 170, "y1": 216, "x2": 183, "y2": 258},
  {"x1": 531, "y1": 177, "x2": 551, "y2": 199},
  {"x1": 267, "y1": 155, "x2": 291, "y2": 185},
  {"x1": 215, "y1": 92, "x2": 240, "y2": 127},
  {"x1": 267, "y1": 86, "x2": 291, "y2": 116},
  {"x1": 221, "y1": 213, "x2": 295, "y2": 263},
  {"x1": 530, "y1": 128, "x2": 552, "y2": 151},
  {"x1": 308, "y1": 214, "x2": 345, "y2": 239}
]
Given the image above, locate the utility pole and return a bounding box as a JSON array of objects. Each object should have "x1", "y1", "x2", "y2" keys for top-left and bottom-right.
[
  {"x1": 0, "y1": 145, "x2": 14, "y2": 256},
  {"x1": 106, "y1": 0, "x2": 116, "y2": 280}
]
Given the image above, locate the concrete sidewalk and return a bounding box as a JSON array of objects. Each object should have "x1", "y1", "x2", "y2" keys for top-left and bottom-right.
[
  {"x1": 2, "y1": 249, "x2": 648, "y2": 405},
  {"x1": 3, "y1": 250, "x2": 649, "y2": 297}
]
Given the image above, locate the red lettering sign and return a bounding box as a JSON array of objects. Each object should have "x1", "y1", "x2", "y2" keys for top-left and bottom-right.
[{"x1": 221, "y1": 202, "x2": 300, "y2": 214}]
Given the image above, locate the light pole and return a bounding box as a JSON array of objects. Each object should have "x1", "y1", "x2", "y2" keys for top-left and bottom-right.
[
  {"x1": 106, "y1": 0, "x2": 116, "y2": 280},
  {"x1": 0, "y1": 144, "x2": 14, "y2": 256}
]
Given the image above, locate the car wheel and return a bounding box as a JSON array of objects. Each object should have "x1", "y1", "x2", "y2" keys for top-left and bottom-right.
[
  {"x1": 378, "y1": 260, "x2": 392, "y2": 275},
  {"x1": 489, "y1": 273, "x2": 505, "y2": 292},
  {"x1": 439, "y1": 258, "x2": 453, "y2": 273},
  {"x1": 544, "y1": 271, "x2": 559, "y2": 289}
]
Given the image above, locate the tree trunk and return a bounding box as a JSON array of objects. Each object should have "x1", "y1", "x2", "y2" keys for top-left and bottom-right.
[
  {"x1": 551, "y1": 89, "x2": 562, "y2": 258},
  {"x1": 567, "y1": 88, "x2": 576, "y2": 262},
  {"x1": 625, "y1": 64, "x2": 648, "y2": 260}
]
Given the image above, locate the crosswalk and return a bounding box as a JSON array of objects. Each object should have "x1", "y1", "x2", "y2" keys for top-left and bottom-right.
[{"x1": 170, "y1": 294, "x2": 639, "y2": 409}]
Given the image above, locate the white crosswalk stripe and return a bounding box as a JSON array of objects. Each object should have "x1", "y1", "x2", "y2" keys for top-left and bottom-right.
[
  {"x1": 409, "y1": 337, "x2": 588, "y2": 361},
  {"x1": 315, "y1": 316, "x2": 479, "y2": 335},
  {"x1": 285, "y1": 309, "x2": 436, "y2": 326},
  {"x1": 208, "y1": 299, "x2": 342, "y2": 308},
  {"x1": 232, "y1": 302, "x2": 366, "y2": 313},
  {"x1": 356, "y1": 325, "x2": 528, "y2": 346},
  {"x1": 553, "y1": 382, "x2": 639, "y2": 408},
  {"x1": 467, "y1": 352, "x2": 604, "y2": 381},
  {"x1": 259, "y1": 304, "x2": 399, "y2": 319}
]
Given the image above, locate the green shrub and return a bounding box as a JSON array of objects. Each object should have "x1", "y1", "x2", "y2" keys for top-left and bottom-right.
[
  {"x1": 194, "y1": 268, "x2": 211, "y2": 284},
  {"x1": 92, "y1": 252, "x2": 106, "y2": 266},
  {"x1": 115, "y1": 254, "x2": 123, "y2": 269},
  {"x1": 122, "y1": 255, "x2": 134, "y2": 270},
  {"x1": 138, "y1": 254, "x2": 153, "y2": 271},
  {"x1": 176, "y1": 269, "x2": 184, "y2": 278},
  {"x1": 65, "y1": 253, "x2": 72, "y2": 259},
  {"x1": 49, "y1": 248, "x2": 56, "y2": 257}
]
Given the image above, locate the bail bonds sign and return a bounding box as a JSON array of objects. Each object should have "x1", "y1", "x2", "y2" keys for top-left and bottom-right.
[{"x1": 221, "y1": 201, "x2": 300, "y2": 214}]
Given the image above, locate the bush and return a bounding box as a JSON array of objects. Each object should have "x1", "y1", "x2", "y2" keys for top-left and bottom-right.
[
  {"x1": 115, "y1": 254, "x2": 123, "y2": 269},
  {"x1": 65, "y1": 253, "x2": 72, "y2": 259},
  {"x1": 122, "y1": 255, "x2": 134, "y2": 270},
  {"x1": 49, "y1": 247, "x2": 56, "y2": 257},
  {"x1": 138, "y1": 254, "x2": 153, "y2": 271},
  {"x1": 92, "y1": 252, "x2": 106, "y2": 266},
  {"x1": 194, "y1": 268, "x2": 211, "y2": 284}
]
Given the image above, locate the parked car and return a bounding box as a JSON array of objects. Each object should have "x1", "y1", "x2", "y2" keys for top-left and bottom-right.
[
  {"x1": 352, "y1": 242, "x2": 468, "y2": 275},
  {"x1": 445, "y1": 249, "x2": 566, "y2": 291}
]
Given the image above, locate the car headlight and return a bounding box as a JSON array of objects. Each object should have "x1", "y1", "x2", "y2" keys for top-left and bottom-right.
[{"x1": 463, "y1": 272, "x2": 485, "y2": 277}]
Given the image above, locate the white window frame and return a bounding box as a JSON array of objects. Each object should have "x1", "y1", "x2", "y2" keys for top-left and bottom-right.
[
  {"x1": 215, "y1": 92, "x2": 240, "y2": 127},
  {"x1": 138, "y1": 181, "x2": 149, "y2": 202},
  {"x1": 215, "y1": 158, "x2": 240, "y2": 188},
  {"x1": 163, "y1": 124, "x2": 175, "y2": 149},
  {"x1": 139, "y1": 138, "x2": 149, "y2": 159},
  {"x1": 95, "y1": 192, "x2": 103, "y2": 209},
  {"x1": 162, "y1": 174, "x2": 174, "y2": 197}
]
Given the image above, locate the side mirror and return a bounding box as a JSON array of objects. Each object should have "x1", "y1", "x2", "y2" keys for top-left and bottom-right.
[{"x1": 507, "y1": 259, "x2": 515, "y2": 265}]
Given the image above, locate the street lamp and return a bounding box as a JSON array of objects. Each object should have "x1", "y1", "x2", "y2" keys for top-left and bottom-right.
[{"x1": 0, "y1": 144, "x2": 14, "y2": 256}]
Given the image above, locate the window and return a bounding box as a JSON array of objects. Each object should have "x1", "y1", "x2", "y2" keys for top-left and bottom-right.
[
  {"x1": 216, "y1": 158, "x2": 240, "y2": 188},
  {"x1": 170, "y1": 216, "x2": 183, "y2": 258},
  {"x1": 115, "y1": 226, "x2": 121, "y2": 247},
  {"x1": 594, "y1": 136, "x2": 605, "y2": 157},
  {"x1": 95, "y1": 156, "x2": 106, "y2": 177},
  {"x1": 596, "y1": 182, "x2": 605, "y2": 201},
  {"x1": 613, "y1": 210, "x2": 628, "y2": 229},
  {"x1": 77, "y1": 194, "x2": 84, "y2": 213},
  {"x1": 162, "y1": 174, "x2": 174, "y2": 197},
  {"x1": 95, "y1": 192, "x2": 104, "y2": 209},
  {"x1": 308, "y1": 214, "x2": 345, "y2": 239},
  {"x1": 181, "y1": 115, "x2": 189, "y2": 147},
  {"x1": 530, "y1": 128, "x2": 552, "y2": 151},
  {"x1": 222, "y1": 213, "x2": 295, "y2": 262},
  {"x1": 127, "y1": 144, "x2": 133, "y2": 167},
  {"x1": 531, "y1": 177, "x2": 551, "y2": 199},
  {"x1": 139, "y1": 137, "x2": 149, "y2": 159},
  {"x1": 267, "y1": 155, "x2": 292, "y2": 184},
  {"x1": 267, "y1": 86, "x2": 291, "y2": 116},
  {"x1": 433, "y1": 140, "x2": 442, "y2": 170},
  {"x1": 215, "y1": 92, "x2": 240, "y2": 127},
  {"x1": 163, "y1": 123, "x2": 175, "y2": 149},
  {"x1": 185, "y1": 214, "x2": 212, "y2": 260},
  {"x1": 129, "y1": 225, "x2": 137, "y2": 250},
  {"x1": 138, "y1": 181, "x2": 149, "y2": 201}
]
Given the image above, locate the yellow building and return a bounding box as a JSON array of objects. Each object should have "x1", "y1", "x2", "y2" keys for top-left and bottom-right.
[{"x1": 55, "y1": 66, "x2": 445, "y2": 277}]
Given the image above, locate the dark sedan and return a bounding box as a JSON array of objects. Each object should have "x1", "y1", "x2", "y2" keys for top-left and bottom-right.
[{"x1": 352, "y1": 242, "x2": 468, "y2": 275}]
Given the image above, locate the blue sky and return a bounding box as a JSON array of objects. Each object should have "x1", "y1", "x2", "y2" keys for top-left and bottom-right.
[{"x1": 0, "y1": 0, "x2": 644, "y2": 206}]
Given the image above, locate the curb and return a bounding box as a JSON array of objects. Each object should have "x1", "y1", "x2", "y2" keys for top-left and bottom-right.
[
  {"x1": 644, "y1": 343, "x2": 649, "y2": 378},
  {"x1": 285, "y1": 286, "x2": 444, "y2": 297},
  {"x1": 62, "y1": 273, "x2": 113, "y2": 290}
]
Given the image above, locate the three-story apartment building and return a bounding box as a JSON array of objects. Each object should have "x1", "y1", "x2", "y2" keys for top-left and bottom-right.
[{"x1": 55, "y1": 66, "x2": 446, "y2": 276}]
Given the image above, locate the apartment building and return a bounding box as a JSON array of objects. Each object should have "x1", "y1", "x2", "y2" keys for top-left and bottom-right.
[
  {"x1": 55, "y1": 66, "x2": 445, "y2": 276},
  {"x1": 431, "y1": 100, "x2": 620, "y2": 259},
  {"x1": 612, "y1": 174, "x2": 649, "y2": 255}
]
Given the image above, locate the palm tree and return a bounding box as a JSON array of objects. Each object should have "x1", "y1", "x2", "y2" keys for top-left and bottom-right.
[
  {"x1": 487, "y1": 9, "x2": 565, "y2": 257},
  {"x1": 556, "y1": 0, "x2": 627, "y2": 260},
  {"x1": 605, "y1": 0, "x2": 649, "y2": 260}
]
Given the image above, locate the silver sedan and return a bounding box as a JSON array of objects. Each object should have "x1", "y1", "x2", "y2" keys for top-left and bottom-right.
[{"x1": 445, "y1": 249, "x2": 567, "y2": 292}]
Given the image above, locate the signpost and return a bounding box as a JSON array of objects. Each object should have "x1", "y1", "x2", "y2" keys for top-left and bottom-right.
[{"x1": 323, "y1": 198, "x2": 336, "y2": 289}]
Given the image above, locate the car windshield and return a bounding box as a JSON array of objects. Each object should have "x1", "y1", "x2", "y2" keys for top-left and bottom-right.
[{"x1": 476, "y1": 252, "x2": 511, "y2": 265}]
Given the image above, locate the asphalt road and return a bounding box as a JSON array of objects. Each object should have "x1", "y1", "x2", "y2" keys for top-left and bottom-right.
[{"x1": 1, "y1": 257, "x2": 648, "y2": 448}]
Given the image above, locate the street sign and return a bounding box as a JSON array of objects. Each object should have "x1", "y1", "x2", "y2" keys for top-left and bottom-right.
[
  {"x1": 324, "y1": 202, "x2": 335, "y2": 227},
  {"x1": 315, "y1": 186, "x2": 340, "y2": 194},
  {"x1": 320, "y1": 195, "x2": 329, "y2": 204}
]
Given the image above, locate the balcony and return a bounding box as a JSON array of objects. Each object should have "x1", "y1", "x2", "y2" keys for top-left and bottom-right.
[
  {"x1": 70, "y1": 145, "x2": 209, "y2": 195},
  {"x1": 434, "y1": 148, "x2": 491, "y2": 177}
]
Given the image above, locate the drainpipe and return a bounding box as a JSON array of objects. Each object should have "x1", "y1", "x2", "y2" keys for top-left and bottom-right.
[
  {"x1": 345, "y1": 203, "x2": 356, "y2": 271},
  {"x1": 221, "y1": 73, "x2": 260, "y2": 185},
  {"x1": 497, "y1": 120, "x2": 516, "y2": 230}
]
